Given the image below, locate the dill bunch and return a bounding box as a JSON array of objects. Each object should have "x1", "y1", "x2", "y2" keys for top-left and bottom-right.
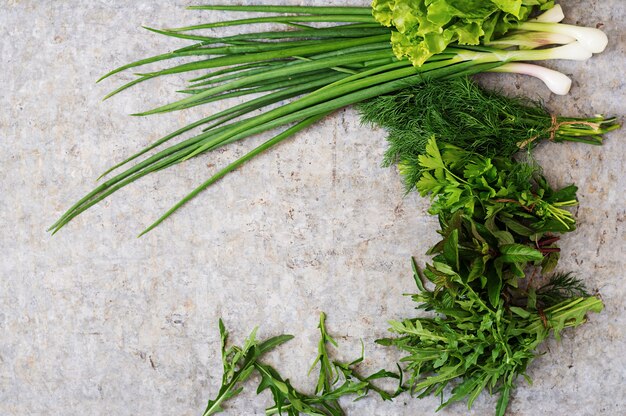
[{"x1": 358, "y1": 76, "x2": 619, "y2": 190}]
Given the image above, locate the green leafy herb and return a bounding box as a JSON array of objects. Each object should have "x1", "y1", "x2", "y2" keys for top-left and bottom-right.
[
  {"x1": 203, "y1": 320, "x2": 294, "y2": 415},
  {"x1": 399, "y1": 136, "x2": 591, "y2": 310},
  {"x1": 416, "y1": 137, "x2": 579, "y2": 234},
  {"x1": 203, "y1": 314, "x2": 399, "y2": 415},
  {"x1": 377, "y1": 262, "x2": 603, "y2": 415},
  {"x1": 358, "y1": 76, "x2": 619, "y2": 189},
  {"x1": 535, "y1": 272, "x2": 591, "y2": 306}
]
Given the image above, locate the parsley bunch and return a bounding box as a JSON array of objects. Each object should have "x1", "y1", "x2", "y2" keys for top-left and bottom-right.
[{"x1": 415, "y1": 138, "x2": 577, "y2": 233}]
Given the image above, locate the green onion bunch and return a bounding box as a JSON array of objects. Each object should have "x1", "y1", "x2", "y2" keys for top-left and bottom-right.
[{"x1": 50, "y1": 3, "x2": 609, "y2": 235}]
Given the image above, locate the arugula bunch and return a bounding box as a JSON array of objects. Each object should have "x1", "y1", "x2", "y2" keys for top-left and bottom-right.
[
  {"x1": 377, "y1": 261, "x2": 603, "y2": 416},
  {"x1": 372, "y1": 0, "x2": 554, "y2": 66},
  {"x1": 203, "y1": 313, "x2": 400, "y2": 416}
]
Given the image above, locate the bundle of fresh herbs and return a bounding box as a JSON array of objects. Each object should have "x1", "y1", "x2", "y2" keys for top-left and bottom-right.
[
  {"x1": 48, "y1": 3, "x2": 614, "y2": 414},
  {"x1": 411, "y1": 138, "x2": 582, "y2": 305},
  {"x1": 372, "y1": 136, "x2": 606, "y2": 414},
  {"x1": 49, "y1": 2, "x2": 610, "y2": 235},
  {"x1": 202, "y1": 313, "x2": 400, "y2": 416},
  {"x1": 359, "y1": 76, "x2": 619, "y2": 189},
  {"x1": 355, "y1": 60, "x2": 614, "y2": 412},
  {"x1": 377, "y1": 260, "x2": 603, "y2": 416}
]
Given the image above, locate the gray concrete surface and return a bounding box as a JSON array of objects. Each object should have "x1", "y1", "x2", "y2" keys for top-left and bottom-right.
[{"x1": 1, "y1": 1, "x2": 624, "y2": 415}]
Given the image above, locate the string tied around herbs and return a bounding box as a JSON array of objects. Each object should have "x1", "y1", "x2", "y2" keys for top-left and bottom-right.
[{"x1": 517, "y1": 114, "x2": 602, "y2": 149}]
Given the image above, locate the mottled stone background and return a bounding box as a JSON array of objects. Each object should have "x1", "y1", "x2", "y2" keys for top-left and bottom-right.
[{"x1": 1, "y1": 1, "x2": 624, "y2": 415}]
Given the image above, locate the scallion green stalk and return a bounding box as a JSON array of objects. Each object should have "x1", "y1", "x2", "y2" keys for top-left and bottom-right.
[{"x1": 50, "y1": 4, "x2": 609, "y2": 235}]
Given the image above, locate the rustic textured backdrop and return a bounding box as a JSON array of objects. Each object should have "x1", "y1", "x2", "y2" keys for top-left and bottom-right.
[{"x1": 1, "y1": 1, "x2": 624, "y2": 415}]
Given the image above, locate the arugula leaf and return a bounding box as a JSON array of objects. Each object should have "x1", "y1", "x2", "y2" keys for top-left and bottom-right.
[
  {"x1": 379, "y1": 270, "x2": 603, "y2": 415},
  {"x1": 309, "y1": 312, "x2": 340, "y2": 400},
  {"x1": 203, "y1": 321, "x2": 293, "y2": 416},
  {"x1": 203, "y1": 315, "x2": 400, "y2": 416}
]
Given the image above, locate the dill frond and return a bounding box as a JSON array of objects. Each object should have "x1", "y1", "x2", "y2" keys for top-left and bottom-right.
[
  {"x1": 536, "y1": 272, "x2": 590, "y2": 306},
  {"x1": 358, "y1": 76, "x2": 556, "y2": 189}
]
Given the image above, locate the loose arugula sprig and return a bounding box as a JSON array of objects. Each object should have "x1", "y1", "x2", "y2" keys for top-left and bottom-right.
[
  {"x1": 308, "y1": 313, "x2": 403, "y2": 404},
  {"x1": 203, "y1": 313, "x2": 400, "y2": 416},
  {"x1": 377, "y1": 259, "x2": 603, "y2": 416},
  {"x1": 202, "y1": 321, "x2": 294, "y2": 415}
]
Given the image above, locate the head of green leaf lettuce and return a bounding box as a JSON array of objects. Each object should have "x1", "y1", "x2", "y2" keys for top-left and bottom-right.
[{"x1": 371, "y1": 0, "x2": 555, "y2": 66}]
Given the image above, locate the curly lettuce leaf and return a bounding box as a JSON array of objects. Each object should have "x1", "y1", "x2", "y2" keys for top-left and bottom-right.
[
  {"x1": 371, "y1": 0, "x2": 395, "y2": 26},
  {"x1": 371, "y1": 0, "x2": 553, "y2": 66}
]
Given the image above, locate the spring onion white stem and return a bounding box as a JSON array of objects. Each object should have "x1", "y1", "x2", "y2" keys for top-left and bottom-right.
[
  {"x1": 487, "y1": 31, "x2": 575, "y2": 49},
  {"x1": 458, "y1": 41, "x2": 592, "y2": 64},
  {"x1": 512, "y1": 41, "x2": 592, "y2": 61},
  {"x1": 531, "y1": 4, "x2": 565, "y2": 23},
  {"x1": 518, "y1": 22, "x2": 608, "y2": 53},
  {"x1": 489, "y1": 63, "x2": 572, "y2": 95}
]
